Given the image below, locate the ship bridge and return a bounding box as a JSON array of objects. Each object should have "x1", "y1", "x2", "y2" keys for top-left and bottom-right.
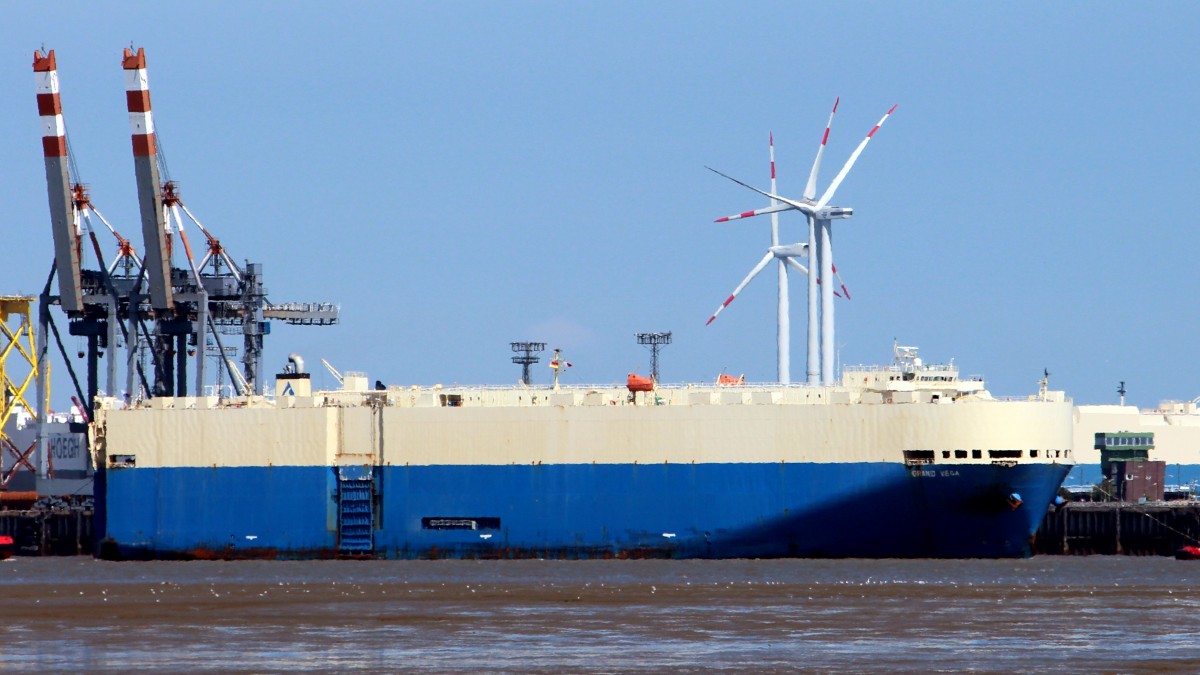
[{"x1": 842, "y1": 344, "x2": 987, "y2": 403}]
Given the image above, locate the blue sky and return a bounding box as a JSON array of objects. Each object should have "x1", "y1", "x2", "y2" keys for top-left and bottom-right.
[{"x1": 2, "y1": 3, "x2": 1198, "y2": 408}]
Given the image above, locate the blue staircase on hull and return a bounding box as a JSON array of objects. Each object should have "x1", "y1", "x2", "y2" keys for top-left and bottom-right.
[{"x1": 337, "y1": 466, "x2": 374, "y2": 554}]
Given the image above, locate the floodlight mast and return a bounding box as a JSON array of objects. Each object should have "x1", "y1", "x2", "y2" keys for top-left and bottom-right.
[
  {"x1": 511, "y1": 342, "x2": 546, "y2": 385},
  {"x1": 636, "y1": 332, "x2": 672, "y2": 382}
]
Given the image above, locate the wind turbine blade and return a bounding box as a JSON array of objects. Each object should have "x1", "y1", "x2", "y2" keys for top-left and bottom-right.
[
  {"x1": 770, "y1": 131, "x2": 779, "y2": 243},
  {"x1": 804, "y1": 97, "x2": 839, "y2": 200},
  {"x1": 769, "y1": 132, "x2": 777, "y2": 184},
  {"x1": 814, "y1": 104, "x2": 897, "y2": 210},
  {"x1": 832, "y1": 263, "x2": 851, "y2": 300},
  {"x1": 706, "y1": 250, "x2": 775, "y2": 325},
  {"x1": 782, "y1": 257, "x2": 809, "y2": 277},
  {"x1": 706, "y1": 166, "x2": 812, "y2": 213},
  {"x1": 811, "y1": 276, "x2": 844, "y2": 299},
  {"x1": 715, "y1": 202, "x2": 794, "y2": 223}
]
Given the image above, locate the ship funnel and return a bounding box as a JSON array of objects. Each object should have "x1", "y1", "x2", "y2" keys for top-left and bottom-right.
[{"x1": 277, "y1": 354, "x2": 312, "y2": 398}]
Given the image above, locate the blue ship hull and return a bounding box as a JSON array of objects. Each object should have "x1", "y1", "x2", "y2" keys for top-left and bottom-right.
[{"x1": 98, "y1": 460, "x2": 1071, "y2": 560}]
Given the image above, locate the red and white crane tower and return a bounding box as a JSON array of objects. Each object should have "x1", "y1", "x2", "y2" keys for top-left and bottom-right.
[
  {"x1": 34, "y1": 49, "x2": 84, "y2": 316},
  {"x1": 123, "y1": 47, "x2": 174, "y2": 314},
  {"x1": 32, "y1": 46, "x2": 338, "y2": 410}
]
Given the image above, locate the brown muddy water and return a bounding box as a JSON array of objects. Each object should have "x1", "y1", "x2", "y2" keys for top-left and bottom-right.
[{"x1": 2, "y1": 557, "x2": 1199, "y2": 673}]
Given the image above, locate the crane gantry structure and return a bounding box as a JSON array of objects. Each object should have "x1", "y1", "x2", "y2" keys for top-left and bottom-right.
[{"x1": 30, "y1": 46, "x2": 339, "y2": 429}]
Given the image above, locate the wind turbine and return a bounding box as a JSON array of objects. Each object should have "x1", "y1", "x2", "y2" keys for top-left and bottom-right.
[
  {"x1": 704, "y1": 133, "x2": 812, "y2": 384},
  {"x1": 707, "y1": 99, "x2": 896, "y2": 385}
]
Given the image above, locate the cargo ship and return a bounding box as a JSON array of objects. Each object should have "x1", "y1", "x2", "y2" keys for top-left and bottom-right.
[
  {"x1": 90, "y1": 346, "x2": 1073, "y2": 559},
  {"x1": 23, "y1": 49, "x2": 1072, "y2": 558}
]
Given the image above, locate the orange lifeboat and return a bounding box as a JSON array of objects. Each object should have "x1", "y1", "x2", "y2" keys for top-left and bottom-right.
[
  {"x1": 627, "y1": 374, "x2": 654, "y2": 392},
  {"x1": 716, "y1": 373, "x2": 745, "y2": 386}
]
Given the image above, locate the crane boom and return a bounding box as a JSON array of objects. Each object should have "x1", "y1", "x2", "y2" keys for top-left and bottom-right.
[
  {"x1": 123, "y1": 47, "x2": 173, "y2": 311},
  {"x1": 33, "y1": 50, "x2": 84, "y2": 314}
]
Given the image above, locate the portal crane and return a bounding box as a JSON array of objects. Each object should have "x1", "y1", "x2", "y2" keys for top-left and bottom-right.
[
  {"x1": 34, "y1": 47, "x2": 339, "y2": 408},
  {"x1": 119, "y1": 47, "x2": 337, "y2": 396},
  {"x1": 118, "y1": 48, "x2": 338, "y2": 393}
]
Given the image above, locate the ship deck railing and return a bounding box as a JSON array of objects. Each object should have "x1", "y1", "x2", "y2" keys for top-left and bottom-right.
[
  {"x1": 329, "y1": 381, "x2": 838, "y2": 394},
  {"x1": 843, "y1": 363, "x2": 983, "y2": 380},
  {"x1": 103, "y1": 379, "x2": 1067, "y2": 411}
]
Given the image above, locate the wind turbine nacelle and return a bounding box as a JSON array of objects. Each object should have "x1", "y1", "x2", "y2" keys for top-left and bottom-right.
[
  {"x1": 769, "y1": 243, "x2": 809, "y2": 258},
  {"x1": 815, "y1": 206, "x2": 853, "y2": 220}
]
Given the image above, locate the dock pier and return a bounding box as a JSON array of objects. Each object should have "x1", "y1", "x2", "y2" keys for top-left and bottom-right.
[
  {"x1": 0, "y1": 508, "x2": 95, "y2": 556},
  {"x1": 1036, "y1": 502, "x2": 1200, "y2": 556},
  {"x1": 3, "y1": 502, "x2": 1200, "y2": 558}
]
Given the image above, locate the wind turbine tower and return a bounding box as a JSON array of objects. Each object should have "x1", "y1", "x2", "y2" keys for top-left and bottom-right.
[
  {"x1": 707, "y1": 134, "x2": 812, "y2": 385},
  {"x1": 707, "y1": 100, "x2": 896, "y2": 385}
]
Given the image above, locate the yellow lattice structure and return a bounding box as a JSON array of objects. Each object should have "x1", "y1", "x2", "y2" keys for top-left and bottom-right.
[{"x1": 2, "y1": 296, "x2": 45, "y2": 487}]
